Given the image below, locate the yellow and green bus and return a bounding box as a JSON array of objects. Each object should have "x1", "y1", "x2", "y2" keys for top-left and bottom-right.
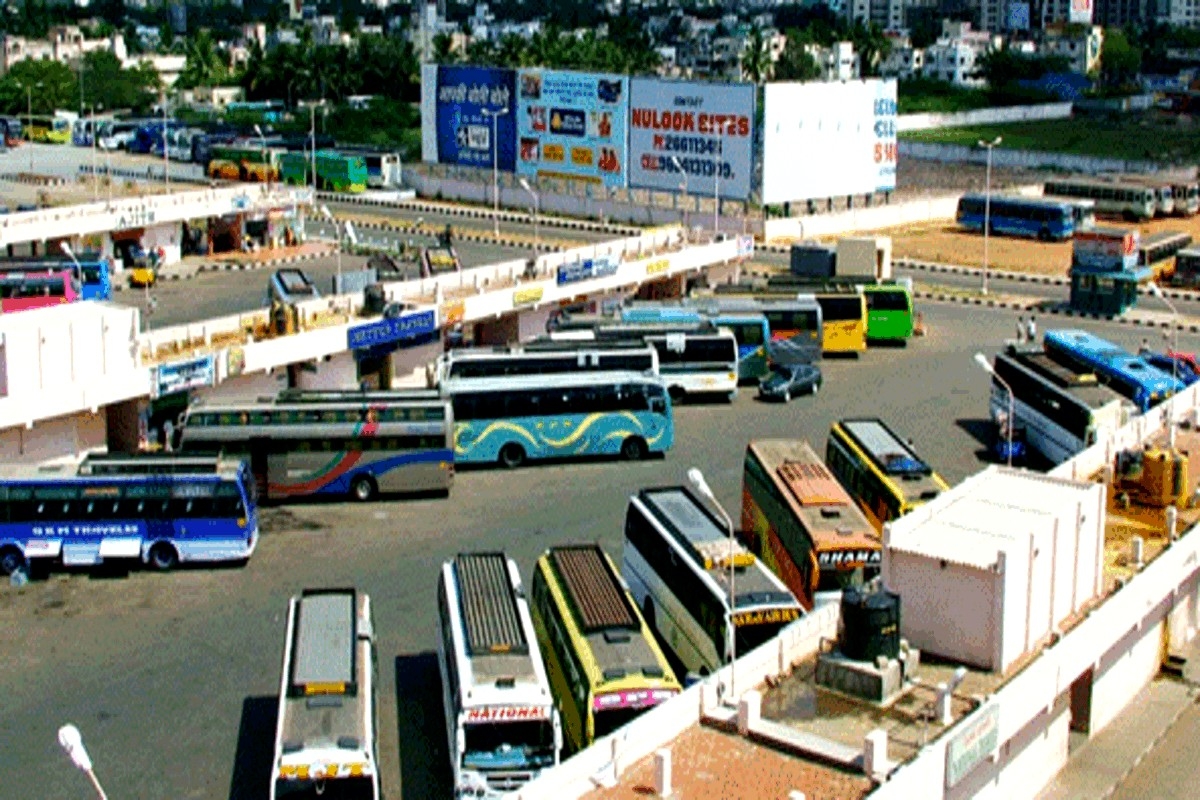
[
  {"x1": 711, "y1": 283, "x2": 867, "y2": 355},
  {"x1": 825, "y1": 418, "x2": 950, "y2": 532},
  {"x1": 529, "y1": 544, "x2": 682, "y2": 754},
  {"x1": 279, "y1": 150, "x2": 369, "y2": 193},
  {"x1": 757, "y1": 275, "x2": 915, "y2": 345},
  {"x1": 24, "y1": 115, "x2": 71, "y2": 144}
]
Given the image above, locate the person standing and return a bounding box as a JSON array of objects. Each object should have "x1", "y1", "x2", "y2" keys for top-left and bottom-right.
[
  {"x1": 1027, "y1": 315, "x2": 1037, "y2": 343},
  {"x1": 1016, "y1": 316, "x2": 1026, "y2": 344}
]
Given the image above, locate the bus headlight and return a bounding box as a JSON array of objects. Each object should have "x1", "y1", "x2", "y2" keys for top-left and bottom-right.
[
  {"x1": 279, "y1": 765, "x2": 297, "y2": 779},
  {"x1": 349, "y1": 763, "x2": 364, "y2": 777},
  {"x1": 296, "y1": 765, "x2": 310, "y2": 780}
]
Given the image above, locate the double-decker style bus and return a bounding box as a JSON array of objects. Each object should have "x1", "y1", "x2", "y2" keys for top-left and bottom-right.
[
  {"x1": 691, "y1": 296, "x2": 824, "y2": 363},
  {"x1": 269, "y1": 588, "x2": 380, "y2": 800},
  {"x1": 956, "y1": 193, "x2": 1077, "y2": 240},
  {"x1": 0, "y1": 267, "x2": 79, "y2": 313},
  {"x1": 623, "y1": 486, "x2": 804, "y2": 677},
  {"x1": 741, "y1": 440, "x2": 881, "y2": 609},
  {"x1": 443, "y1": 371, "x2": 674, "y2": 469},
  {"x1": 437, "y1": 552, "x2": 561, "y2": 797},
  {"x1": 619, "y1": 304, "x2": 772, "y2": 383},
  {"x1": 826, "y1": 419, "x2": 950, "y2": 532},
  {"x1": 1043, "y1": 328, "x2": 1185, "y2": 412},
  {"x1": 437, "y1": 342, "x2": 658, "y2": 383},
  {"x1": 0, "y1": 453, "x2": 258, "y2": 577},
  {"x1": 179, "y1": 389, "x2": 454, "y2": 502},
  {"x1": 0, "y1": 254, "x2": 112, "y2": 301},
  {"x1": 529, "y1": 544, "x2": 681, "y2": 754},
  {"x1": 1043, "y1": 178, "x2": 1157, "y2": 221},
  {"x1": 582, "y1": 324, "x2": 740, "y2": 400},
  {"x1": 761, "y1": 276, "x2": 915, "y2": 344}
]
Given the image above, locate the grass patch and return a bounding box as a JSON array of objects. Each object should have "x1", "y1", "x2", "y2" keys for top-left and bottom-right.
[
  {"x1": 900, "y1": 113, "x2": 1200, "y2": 165},
  {"x1": 898, "y1": 78, "x2": 993, "y2": 114}
]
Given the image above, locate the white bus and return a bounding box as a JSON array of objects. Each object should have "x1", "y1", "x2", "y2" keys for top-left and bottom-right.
[
  {"x1": 570, "y1": 324, "x2": 740, "y2": 401},
  {"x1": 622, "y1": 485, "x2": 804, "y2": 677},
  {"x1": 1043, "y1": 178, "x2": 1157, "y2": 221},
  {"x1": 988, "y1": 348, "x2": 1134, "y2": 465},
  {"x1": 437, "y1": 342, "x2": 658, "y2": 384},
  {"x1": 436, "y1": 552, "x2": 561, "y2": 797},
  {"x1": 269, "y1": 588, "x2": 380, "y2": 800}
]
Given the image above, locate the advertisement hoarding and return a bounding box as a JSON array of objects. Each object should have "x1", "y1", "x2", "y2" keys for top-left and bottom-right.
[
  {"x1": 1068, "y1": 0, "x2": 1093, "y2": 24},
  {"x1": 627, "y1": 78, "x2": 754, "y2": 201},
  {"x1": 761, "y1": 79, "x2": 898, "y2": 205},
  {"x1": 347, "y1": 309, "x2": 439, "y2": 350},
  {"x1": 516, "y1": 69, "x2": 628, "y2": 188},
  {"x1": 433, "y1": 65, "x2": 517, "y2": 171},
  {"x1": 154, "y1": 355, "x2": 215, "y2": 398}
]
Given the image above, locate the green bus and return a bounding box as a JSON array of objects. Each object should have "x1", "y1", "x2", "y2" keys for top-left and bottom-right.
[
  {"x1": 279, "y1": 150, "x2": 369, "y2": 193},
  {"x1": 761, "y1": 276, "x2": 914, "y2": 345}
]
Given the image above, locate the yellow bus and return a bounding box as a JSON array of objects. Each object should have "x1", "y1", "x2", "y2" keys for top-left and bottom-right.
[
  {"x1": 529, "y1": 544, "x2": 682, "y2": 754},
  {"x1": 825, "y1": 418, "x2": 950, "y2": 532},
  {"x1": 804, "y1": 291, "x2": 867, "y2": 355},
  {"x1": 24, "y1": 115, "x2": 71, "y2": 144}
]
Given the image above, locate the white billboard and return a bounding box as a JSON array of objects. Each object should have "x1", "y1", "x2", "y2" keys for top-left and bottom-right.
[
  {"x1": 1068, "y1": 0, "x2": 1094, "y2": 24},
  {"x1": 627, "y1": 78, "x2": 755, "y2": 201},
  {"x1": 761, "y1": 79, "x2": 898, "y2": 205}
]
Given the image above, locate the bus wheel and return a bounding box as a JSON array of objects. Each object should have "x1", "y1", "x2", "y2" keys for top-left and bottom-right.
[
  {"x1": 0, "y1": 546, "x2": 26, "y2": 577},
  {"x1": 668, "y1": 386, "x2": 685, "y2": 403},
  {"x1": 350, "y1": 474, "x2": 377, "y2": 502},
  {"x1": 499, "y1": 443, "x2": 526, "y2": 469},
  {"x1": 621, "y1": 437, "x2": 648, "y2": 461},
  {"x1": 148, "y1": 542, "x2": 178, "y2": 571}
]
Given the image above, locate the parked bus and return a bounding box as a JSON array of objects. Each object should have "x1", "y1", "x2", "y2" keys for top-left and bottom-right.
[
  {"x1": 437, "y1": 341, "x2": 658, "y2": 383},
  {"x1": 0, "y1": 254, "x2": 112, "y2": 301},
  {"x1": 338, "y1": 148, "x2": 403, "y2": 188},
  {"x1": 988, "y1": 349, "x2": 1134, "y2": 465},
  {"x1": 71, "y1": 116, "x2": 114, "y2": 147},
  {"x1": 710, "y1": 286, "x2": 866, "y2": 356},
  {"x1": 761, "y1": 276, "x2": 915, "y2": 344},
  {"x1": 956, "y1": 193, "x2": 1076, "y2": 240},
  {"x1": 179, "y1": 389, "x2": 453, "y2": 502},
  {"x1": 1043, "y1": 328, "x2": 1185, "y2": 412},
  {"x1": 437, "y1": 552, "x2": 561, "y2": 797},
  {"x1": 23, "y1": 114, "x2": 71, "y2": 144},
  {"x1": 0, "y1": 268, "x2": 80, "y2": 313},
  {"x1": 690, "y1": 296, "x2": 823, "y2": 364},
  {"x1": 741, "y1": 440, "x2": 881, "y2": 610},
  {"x1": 826, "y1": 418, "x2": 950, "y2": 532},
  {"x1": 0, "y1": 452, "x2": 258, "y2": 577},
  {"x1": 1, "y1": 116, "x2": 22, "y2": 147},
  {"x1": 619, "y1": 304, "x2": 772, "y2": 382},
  {"x1": 129, "y1": 121, "x2": 185, "y2": 155},
  {"x1": 1107, "y1": 174, "x2": 1199, "y2": 217},
  {"x1": 1139, "y1": 231, "x2": 1194, "y2": 275},
  {"x1": 622, "y1": 485, "x2": 804, "y2": 677},
  {"x1": 268, "y1": 588, "x2": 380, "y2": 800},
  {"x1": 581, "y1": 324, "x2": 740, "y2": 400},
  {"x1": 280, "y1": 150, "x2": 369, "y2": 193},
  {"x1": 443, "y1": 371, "x2": 674, "y2": 468},
  {"x1": 207, "y1": 142, "x2": 284, "y2": 182},
  {"x1": 529, "y1": 544, "x2": 682, "y2": 753},
  {"x1": 1170, "y1": 248, "x2": 1200, "y2": 288},
  {"x1": 1043, "y1": 178, "x2": 1157, "y2": 221}
]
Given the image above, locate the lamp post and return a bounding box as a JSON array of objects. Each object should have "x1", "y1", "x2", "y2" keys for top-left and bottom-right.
[
  {"x1": 671, "y1": 155, "x2": 689, "y2": 235},
  {"x1": 90, "y1": 105, "x2": 98, "y2": 200},
  {"x1": 25, "y1": 82, "x2": 42, "y2": 172},
  {"x1": 1149, "y1": 282, "x2": 1182, "y2": 444},
  {"x1": 518, "y1": 177, "x2": 539, "y2": 253},
  {"x1": 162, "y1": 94, "x2": 170, "y2": 189},
  {"x1": 60, "y1": 241, "x2": 83, "y2": 290},
  {"x1": 977, "y1": 136, "x2": 1002, "y2": 296},
  {"x1": 320, "y1": 204, "x2": 342, "y2": 291},
  {"x1": 58, "y1": 724, "x2": 108, "y2": 800},
  {"x1": 481, "y1": 106, "x2": 509, "y2": 238},
  {"x1": 974, "y1": 352, "x2": 1014, "y2": 467},
  {"x1": 309, "y1": 103, "x2": 318, "y2": 196},
  {"x1": 253, "y1": 124, "x2": 269, "y2": 186},
  {"x1": 687, "y1": 467, "x2": 738, "y2": 700}
]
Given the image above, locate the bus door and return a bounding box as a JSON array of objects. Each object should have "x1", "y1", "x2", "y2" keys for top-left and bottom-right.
[{"x1": 250, "y1": 439, "x2": 270, "y2": 500}]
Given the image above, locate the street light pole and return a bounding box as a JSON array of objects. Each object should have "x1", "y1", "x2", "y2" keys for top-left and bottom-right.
[
  {"x1": 518, "y1": 177, "x2": 539, "y2": 252},
  {"x1": 974, "y1": 353, "x2": 1014, "y2": 467},
  {"x1": 58, "y1": 724, "x2": 109, "y2": 800},
  {"x1": 1149, "y1": 282, "x2": 1182, "y2": 445},
  {"x1": 481, "y1": 107, "x2": 509, "y2": 238},
  {"x1": 321, "y1": 205, "x2": 342, "y2": 291},
  {"x1": 688, "y1": 468, "x2": 738, "y2": 701},
  {"x1": 26, "y1": 84, "x2": 33, "y2": 172},
  {"x1": 310, "y1": 104, "x2": 317, "y2": 196},
  {"x1": 978, "y1": 136, "x2": 1002, "y2": 296},
  {"x1": 90, "y1": 105, "x2": 98, "y2": 200},
  {"x1": 162, "y1": 95, "x2": 170, "y2": 189}
]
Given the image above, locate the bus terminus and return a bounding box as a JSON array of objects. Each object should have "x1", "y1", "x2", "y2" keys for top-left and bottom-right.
[
  {"x1": 443, "y1": 371, "x2": 674, "y2": 469},
  {"x1": 988, "y1": 349, "x2": 1133, "y2": 466},
  {"x1": 619, "y1": 303, "x2": 772, "y2": 382},
  {"x1": 179, "y1": 389, "x2": 454, "y2": 502},
  {"x1": 1043, "y1": 329, "x2": 1186, "y2": 412},
  {"x1": 826, "y1": 418, "x2": 950, "y2": 532},
  {"x1": 437, "y1": 552, "x2": 561, "y2": 797},
  {"x1": 741, "y1": 440, "x2": 881, "y2": 610},
  {"x1": 623, "y1": 486, "x2": 804, "y2": 677},
  {"x1": 956, "y1": 194, "x2": 1077, "y2": 240},
  {"x1": 0, "y1": 453, "x2": 258, "y2": 577},
  {"x1": 530, "y1": 544, "x2": 682, "y2": 753},
  {"x1": 269, "y1": 588, "x2": 380, "y2": 800},
  {"x1": 437, "y1": 341, "x2": 658, "y2": 383}
]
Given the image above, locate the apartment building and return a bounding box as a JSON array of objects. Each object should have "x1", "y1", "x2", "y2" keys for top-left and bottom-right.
[
  {"x1": 1, "y1": 26, "x2": 127, "y2": 74},
  {"x1": 1040, "y1": 25, "x2": 1103, "y2": 74}
]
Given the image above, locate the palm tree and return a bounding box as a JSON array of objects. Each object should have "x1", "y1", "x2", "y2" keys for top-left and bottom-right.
[
  {"x1": 740, "y1": 25, "x2": 773, "y2": 84},
  {"x1": 180, "y1": 29, "x2": 229, "y2": 88}
]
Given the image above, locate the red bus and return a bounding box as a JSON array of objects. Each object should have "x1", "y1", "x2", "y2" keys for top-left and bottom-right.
[{"x1": 0, "y1": 269, "x2": 80, "y2": 313}]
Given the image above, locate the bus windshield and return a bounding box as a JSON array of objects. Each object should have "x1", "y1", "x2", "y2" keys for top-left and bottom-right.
[
  {"x1": 594, "y1": 706, "x2": 645, "y2": 739},
  {"x1": 736, "y1": 619, "x2": 792, "y2": 655},
  {"x1": 462, "y1": 720, "x2": 556, "y2": 770}
]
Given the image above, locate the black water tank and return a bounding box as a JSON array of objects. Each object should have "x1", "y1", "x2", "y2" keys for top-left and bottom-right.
[
  {"x1": 363, "y1": 284, "x2": 385, "y2": 315},
  {"x1": 840, "y1": 587, "x2": 901, "y2": 662},
  {"x1": 790, "y1": 244, "x2": 836, "y2": 279}
]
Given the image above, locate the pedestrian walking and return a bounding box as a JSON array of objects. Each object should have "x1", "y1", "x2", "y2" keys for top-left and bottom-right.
[
  {"x1": 1027, "y1": 315, "x2": 1037, "y2": 342},
  {"x1": 162, "y1": 419, "x2": 175, "y2": 453},
  {"x1": 1016, "y1": 316, "x2": 1025, "y2": 344}
]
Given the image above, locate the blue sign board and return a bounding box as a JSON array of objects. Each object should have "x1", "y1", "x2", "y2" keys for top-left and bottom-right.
[
  {"x1": 155, "y1": 355, "x2": 215, "y2": 398},
  {"x1": 348, "y1": 309, "x2": 439, "y2": 351},
  {"x1": 557, "y1": 255, "x2": 621, "y2": 286},
  {"x1": 436, "y1": 66, "x2": 517, "y2": 171}
]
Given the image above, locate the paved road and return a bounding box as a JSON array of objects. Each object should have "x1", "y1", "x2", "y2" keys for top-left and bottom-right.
[
  {"x1": 1110, "y1": 699, "x2": 1200, "y2": 800},
  {"x1": 1, "y1": 302, "x2": 1194, "y2": 800}
]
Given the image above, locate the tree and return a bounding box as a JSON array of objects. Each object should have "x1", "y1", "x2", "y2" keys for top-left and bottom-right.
[
  {"x1": 0, "y1": 59, "x2": 77, "y2": 115},
  {"x1": 740, "y1": 24, "x2": 774, "y2": 84},
  {"x1": 82, "y1": 50, "x2": 160, "y2": 113},
  {"x1": 1100, "y1": 27, "x2": 1142, "y2": 90},
  {"x1": 774, "y1": 31, "x2": 821, "y2": 82},
  {"x1": 177, "y1": 29, "x2": 231, "y2": 89},
  {"x1": 432, "y1": 32, "x2": 458, "y2": 64}
]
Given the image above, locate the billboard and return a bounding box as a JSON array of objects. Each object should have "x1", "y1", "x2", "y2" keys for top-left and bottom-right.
[
  {"x1": 516, "y1": 69, "x2": 628, "y2": 187},
  {"x1": 627, "y1": 78, "x2": 755, "y2": 201},
  {"x1": 1068, "y1": 0, "x2": 1093, "y2": 23},
  {"x1": 761, "y1": 79, "x2": 898, "y2": 205},
  {"x1": 432, "y1": 65, "x2": 517, "y2": 171}
]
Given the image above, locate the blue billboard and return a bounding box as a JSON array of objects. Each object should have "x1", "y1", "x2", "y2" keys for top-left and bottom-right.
[
  {"x1": 435, "y1": 65, "x2": 517, "y2": 171},
  {"x1": 516, "y1": 69, "x2": 628, "y2": 188},
  {"x1": 348, "y1": 309, "x2": 439, "y2": 351}
]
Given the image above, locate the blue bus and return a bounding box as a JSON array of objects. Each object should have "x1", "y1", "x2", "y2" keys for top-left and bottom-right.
[
  {"x1": 0, "y1": 453, "x2": 258, "y2": 577},
  {"x1": 442, "y1": 371, "x2": 674, "y2": 468},
  {"x1": 1044, "y1": 329, "x2": 1186, "y2": 412},
  {"x1": 956, "y1": 194, "x2": 1076, "y2": 241},
  {"x1": 619, "y1": 304, "x2": 771, "y2": 382},
  {"x1": 0, "y1": 254, "x2": 112, "y2": 301},
  {"x1": 129, "y1": 121, "x2": 185, "y2": 155}
]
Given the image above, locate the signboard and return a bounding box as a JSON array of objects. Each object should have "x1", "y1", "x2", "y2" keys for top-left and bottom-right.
[
  {"x1": 644, "y1": 258, "x2": 670, "y2": 276},
  {"x1": 513, "y1": 286, "x2": 545, "y2": 307},
  {"x1": 817, "y1": 549, "x2": 883, "y2": 570},
  {"x1": 762, "y1": 79, "x2": 898, "y2": 204},
  {"x1": 628, "y1": 78, "x2": 754, "y2": 201},
  {"x1": 464, "y1": 706, "x2": 550, "y2": 722},
  {"x1": 946, "y1": 704, "x2": 1000, "y2": 787},
  {"x1": 433, "y1": 65, "x2": 517, "y2": 171},
  {"x1": 441, "y1": 300, "x2": 465, "y2": 327},
  {"x1": 556, "y1": 255, "x2": 620, "y2": 286},
  {"x1": 226, "y1": 347, "x2": 245, "y2": 378},
  {"x1": 1068, "y1": 0, "x2": 1093, "y2": 24},
  {"x1": 736, "y1": 235, "x2": 755, "y2": 258},
  {"x1": 731, "y1": 607, "x2": 801, "y2": 627},
  {"x1": 347, "y1": 309, "x2": 438, "y2": 350},
  {"x1": 593, "y1": 688, "x2": 678, "y2": 711},
  {"x1": 516, "y1": 70, "x2": 628, "y2": 187},
  {"x1": 154, "y1": 355, "x2": 215, "y2": 398}
]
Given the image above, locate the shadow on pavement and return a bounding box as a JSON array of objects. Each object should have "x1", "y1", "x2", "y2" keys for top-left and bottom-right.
[
  {"x1": 956, "y1": 417, "x2": 995, "y2": 450},
  {"x1": 229, "y1": 695, "x2": 279, "y2": 800},
  {"x1": 395, "y1": 652, "x2": 452, "y2": 800}
]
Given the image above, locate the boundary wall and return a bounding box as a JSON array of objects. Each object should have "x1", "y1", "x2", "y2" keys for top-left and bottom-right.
[
  {"x1": 899, "y1": 140, "x2": 1177, "y2": 175},
  {"x1": 897, "y1": 103, "x2": 1073, "y2": 132}
]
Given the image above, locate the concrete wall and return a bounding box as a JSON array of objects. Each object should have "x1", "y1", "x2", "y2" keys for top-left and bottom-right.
[
  {"x1": 192, "y1": 371, "x2": 284, "y2": 403},
  {"x1": 762, "y1": 195, "x2": 961, "y2": 241},
  {"x1": 899, "y1": 140, "x2": 1177, "y2": 176},
  {"x1": 391, "y1": 339, "x2": 443, "y2": 387},
  {"x1": 898, "y1": 103, "x2": 1073, "y2": 132},
  {"x1": 1090, "y1": 614, "x2": 1166, "y2": 735},
  {"x1": 949, "y1": 696, "x2": 1071, "y2": 800},
  {"x1": 0, "y1": 410, "x2": 106, "y2": 461},
  {"x1": 292, "y1": 352, "x2": 359, "y2": 391}
]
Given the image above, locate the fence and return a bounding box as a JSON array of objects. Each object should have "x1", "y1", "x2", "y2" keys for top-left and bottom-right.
[
  {"x1": 900, "y1": 141, "x2": 1173, "y2": 176},
  {"x1": 897, "y1": 103, "x2": 1073, "y2": 132},
  {"x1": 762, "y1": 195, "x2": 962, "y2": 241}
]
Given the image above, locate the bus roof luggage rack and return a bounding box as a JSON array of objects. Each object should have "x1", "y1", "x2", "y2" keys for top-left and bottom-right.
[
  {"x1": 78, "y1": 453, "x2": 222, "y2": 475},
  {"x1": 550, "y1": 544, "x2": 639, "y2": 632},
  {"x1": 777, "y1": 460, "x2": 849, "y2": 507},
  {"x1": 274, "y1": 388, "x2": 443, "y2": 404},
  {"x1": 289, "y1": 588, "x2": 358, "y2": 698},
  {"x1": 454, "y1": 552, "x2": 529, "y2": 656}
]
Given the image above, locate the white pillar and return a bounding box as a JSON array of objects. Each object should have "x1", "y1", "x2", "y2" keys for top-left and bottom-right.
[
  {"x1": 937, "y1": 682, "x2": 953, "y2": 725},
  {"x1": 1168, "y1": 506, "x2": 1179, "y2": 541},
  {"x1": 1132, "y1": 536, "x2": 1145, "y2": 568},
  {"x1": 863, "y1": 729, "x2": 889, "y2": 777},
  {"x1": 738, "y1": 690, "x2": 761, "y2": 735},
  {"x1": 654, "y1": 749, "x2": 672, "y2": 797}
]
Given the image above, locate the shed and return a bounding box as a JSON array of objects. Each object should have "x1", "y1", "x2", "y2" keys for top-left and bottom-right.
[{"x1": 881, "y1": 467, "x2": 1105, "y2": 673}]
